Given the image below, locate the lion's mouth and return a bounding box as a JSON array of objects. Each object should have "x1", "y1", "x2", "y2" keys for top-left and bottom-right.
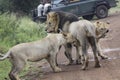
[
  {"x1": 45, "y1": 29, "x2": 55, "y2": 33},
  {"x1": 97, "y1": 29, "x2": 109, "y2": 39}
]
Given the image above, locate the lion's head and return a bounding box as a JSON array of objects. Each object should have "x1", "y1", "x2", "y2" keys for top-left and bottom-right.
[
  {"x1": 94, "y1": 21, "x2": 110, "y2": 39},
  {"x1": 45, "y1": 12, "x2": 59, "y2": 33}
]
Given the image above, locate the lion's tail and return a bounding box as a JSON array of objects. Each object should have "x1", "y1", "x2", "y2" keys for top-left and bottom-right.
[{"x1": 0, "y1": 51, "x2": 11, "y2": 61}]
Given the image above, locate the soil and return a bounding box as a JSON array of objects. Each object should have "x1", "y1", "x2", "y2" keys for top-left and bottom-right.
[{"x1": 22, "y1": 12, "x2": 120, "y2": 80}]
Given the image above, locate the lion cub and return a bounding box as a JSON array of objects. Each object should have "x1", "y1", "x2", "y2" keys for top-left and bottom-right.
[{"x1": 0, "y1": 33, "x2": 75, "y2": 80}]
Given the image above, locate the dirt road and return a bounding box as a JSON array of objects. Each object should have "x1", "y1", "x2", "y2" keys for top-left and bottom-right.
[{"x1": 23, "y1": 12, "x2": 120, "y2": 80}]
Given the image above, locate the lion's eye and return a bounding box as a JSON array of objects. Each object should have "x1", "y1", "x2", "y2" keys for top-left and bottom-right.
[
  {"x1": 101, "y1": 28, "x2": 104, "y2": 30},
  {"x1": 48, "y1": 22, "x2": 52, "y2": 26}
]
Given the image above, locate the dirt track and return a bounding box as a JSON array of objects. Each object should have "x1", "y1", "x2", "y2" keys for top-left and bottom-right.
[{"x1": 23, "y1": 12, "x2": 120, "y2": 80}]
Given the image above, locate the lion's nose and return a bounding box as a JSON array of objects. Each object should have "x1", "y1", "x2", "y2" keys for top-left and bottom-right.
[{"x1": 106, "y1": 30, "x2": 109, "y2": 33}]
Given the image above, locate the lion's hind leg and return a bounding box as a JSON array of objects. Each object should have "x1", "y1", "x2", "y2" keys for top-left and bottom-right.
[
  {"x1": 9, "y1": 58, "x2": 26, "y2": 80},
  {"x1": 78, "y1": 37, "x2": 89, "y2": 70},
  {"x1": 88, "y1": 37, "x2": 101, "y2": 68},
  {"x1": 75, "y1": 46, "x2": 82, "y2": 65},
  {"x1": 81, "y1": 45, "x2": 89, "y2": 70}
]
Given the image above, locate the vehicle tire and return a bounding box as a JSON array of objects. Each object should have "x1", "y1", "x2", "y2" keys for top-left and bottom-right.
[
  {"x1": 82, "y1": 14, "x2": 94, "y2": 20},
  {"x1": 95, "y1": 5, "x2": 108, "y2": 19}
]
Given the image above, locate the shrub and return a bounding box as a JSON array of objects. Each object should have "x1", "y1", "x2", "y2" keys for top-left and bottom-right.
[
  {"x1": 0, "y1": 13, "x2": 47, "y2": 80},
  {"x1": 0, "y1": 13, "x2": 47, "y2": 52}
]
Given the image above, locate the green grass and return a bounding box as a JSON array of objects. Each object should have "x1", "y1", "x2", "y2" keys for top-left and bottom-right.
[
  {"x1": 0, "y1": 13, "x2": 47, "y2": 80},
  {"x1": 0, "y1": 59, "x2": 11, "y2": 80},
  {"x1": 110, "y1": 0, "x2": 120, "y2": 13}
]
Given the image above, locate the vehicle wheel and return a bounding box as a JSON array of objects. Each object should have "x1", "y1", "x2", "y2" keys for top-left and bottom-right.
[
  {"x1": 82, "y1": 14, "x2": 94, "y2": 20},
  {"x1": 96, "y1": 5, "x2": 108, "y2": 19}
]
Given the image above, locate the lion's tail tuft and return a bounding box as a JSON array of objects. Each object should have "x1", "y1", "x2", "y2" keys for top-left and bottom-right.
[{"x1": 0, "y1": 51, "x2": 11, "y2": 61}]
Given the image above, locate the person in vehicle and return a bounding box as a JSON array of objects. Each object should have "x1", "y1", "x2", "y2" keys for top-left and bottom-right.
[{"x1": 37, "y1": 0, "x2": 51, "y2": 16}]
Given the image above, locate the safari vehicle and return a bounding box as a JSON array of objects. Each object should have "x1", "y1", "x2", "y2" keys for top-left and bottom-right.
[{"x1": 32, "y1": 0, "x2": 118, "y2": 21}]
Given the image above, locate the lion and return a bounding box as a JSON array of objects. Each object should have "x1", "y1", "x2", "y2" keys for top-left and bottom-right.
[
  {"x1": 69, "y1": 20, "x2": 110, "y2": 70},
  {"x1": 73, "y1": 21, "x2": 110, "y2": 64},
  {"x1": 94, "y1": 21, "x2": 110, "y2": 59},
  {"x1": 0, "y1": 33, "x2": 75, "y2": 80},
  {"x1": 94, "y1": 21, "x2": 109, "y2": 40},
  {"x1": 45, "y1": 11, "x2": 79, "y2": 64},
  {"x1": 45, "y1": 11, "x2": 79, "y2": 33},
  {"x1": 45, "y1": 11, "x2": 110, "y2": 65},
  {"x1": 68, "y1": 20, "x2": 102, "y2": 70}
]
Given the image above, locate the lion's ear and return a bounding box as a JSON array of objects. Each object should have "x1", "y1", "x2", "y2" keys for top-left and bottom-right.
[
  {"x1": 96, "y1": 21, "x2": 100, "y2": 24},
  {"x1": 54, "y1": 12, "x2": 59, "y2": 20},
  {"x1": 54, "y1": 12, "x2": 58, "y2": 17},
  {"x1": 59, "y1": 29, "x2": 67, "y2": 37},
  {"x1": 62, "y1": 32, "x2": 67, "y2": 37},
  {"x1": 95, "y1": 21, "x2": 101, "y2": 27}
]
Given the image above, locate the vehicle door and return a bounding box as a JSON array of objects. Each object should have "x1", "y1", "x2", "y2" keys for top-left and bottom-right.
[
  {"x1": 51, "y1": 0, "x2": 80, "y2": 15},
  {"x1": 77, "y1": 0, "x2": 96, "y2": 16}
]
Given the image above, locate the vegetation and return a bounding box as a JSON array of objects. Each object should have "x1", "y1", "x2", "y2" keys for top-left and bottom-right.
[
  {"x1": 0, "y1": 0, "x2": 120, "y2": 80},
  {"x1": 110, "y1": 0, "x2": 120, "y2": 13},
  {"x1": 0, "y1": 0, "x2": 40, "y2": 14},
  {"x1": 0, "y1": 13, "x2": 46, "y2": 51},
  {"x1": 0, "y1": 13, "x2": 47, "y2": 80}
]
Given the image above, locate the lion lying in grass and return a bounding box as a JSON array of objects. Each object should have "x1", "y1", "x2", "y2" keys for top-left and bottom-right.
[{"x1": 0, "y1": 33, "x2": 75, "y2": 80}]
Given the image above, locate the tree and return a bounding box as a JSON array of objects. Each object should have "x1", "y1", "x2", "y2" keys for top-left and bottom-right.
[
  {"x1": 0, "y1": 0, "x2": 41, "y2": 14},
  {"x1": 0, "y1": 0, "x2": 13, "y2": 13}
]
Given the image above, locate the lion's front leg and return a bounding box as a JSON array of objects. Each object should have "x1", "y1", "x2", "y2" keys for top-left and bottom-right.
[
  {"x1": 97, "y1": 42, "x2": 108, "y2": 59},
  {"x1": 75, "y1": 46, "x2": 82, "y2": 65},
  {"x1": 47, "y1": 51, "x2": 62, "y2": 72},
  {"x1": 64, "y1": 43, "x2": 74, "y2": 65},
  {"x1": 77, "y1": 37, "x2": 89, "y2": 70},
  {"x1": 81, "y1": 44, "x2": 89, "y2": 70}
]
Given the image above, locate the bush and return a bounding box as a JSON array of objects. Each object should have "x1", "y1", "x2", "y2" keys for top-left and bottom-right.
[
  {"x1": 0, "y1": 13, "x2": 47, "y2": 80},
  {"x1": 0, "y1": 13, "x2": 47, "y2": 52},
  {"x1": 0, "y1": 0, "x2": 40, "y2": 14}
]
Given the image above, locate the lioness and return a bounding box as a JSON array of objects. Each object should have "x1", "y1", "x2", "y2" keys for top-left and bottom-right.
[
  {"x1": 94, "y1": 21, "x2": 109, "y2": 40},
  {"x1": 69, "y1": 20, "x2": 101, "y2": 70},
  {"x1": 0, "y1": 33, "x2": 75, "y2": 80},
  {"x1": 46, "y1": 11, "x2": 79, "y2": 64},
  {"x1": 73, "y1": 21, "x2": 110, "y2": 64},
  {"x1": 94, "y1": 21, "x2": 110, "y2": 59}
]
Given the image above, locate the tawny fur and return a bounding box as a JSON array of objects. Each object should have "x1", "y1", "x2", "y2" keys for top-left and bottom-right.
[
  {"x1": 0, "y1": 33, "x2": 75, "y2": 80},
  {"x1": 45, "y1": 11, "x2": 79, "y2": 64},
  {"x1": 69, "y1": 20, "x2": 110, "y2": 69}
]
